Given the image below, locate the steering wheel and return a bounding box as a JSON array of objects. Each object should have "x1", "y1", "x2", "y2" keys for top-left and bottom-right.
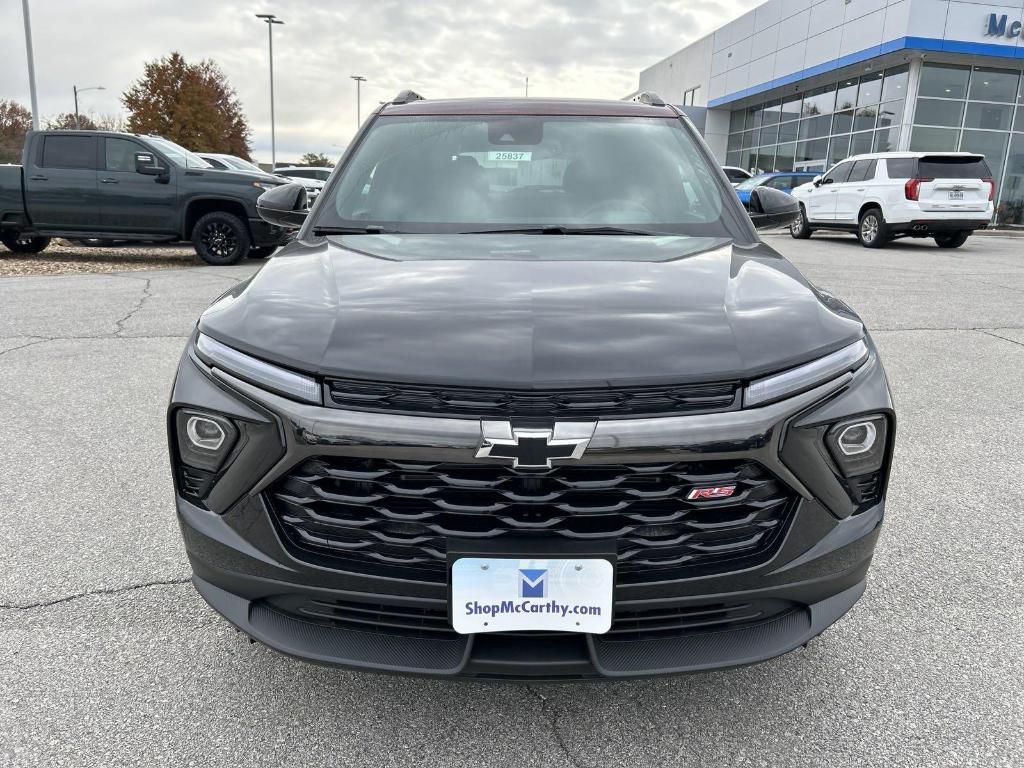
[{"x1": 581, "y1": 198, "x2": 658, "y2": 221}]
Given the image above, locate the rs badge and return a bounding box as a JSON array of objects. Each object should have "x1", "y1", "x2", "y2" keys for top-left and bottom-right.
[{"x1": 687, "y1": 485, "x2": 737, "y2": 500}]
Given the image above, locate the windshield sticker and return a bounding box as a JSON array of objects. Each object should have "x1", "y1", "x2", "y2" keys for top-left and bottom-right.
[{"x1": 487, "y1": 151, "x2": 532, "y2": 162}]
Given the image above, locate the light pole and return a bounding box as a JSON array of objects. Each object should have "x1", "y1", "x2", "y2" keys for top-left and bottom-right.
[
  {"x1": 350, "y1": 75, "x2": 366, "y2": 129},
  {"x1": 20, "y1": 0, "x2": 40, "y2": 129},
  {"x1": 73, "y1": 85, "x2": 104, "y2": 129},
  {"x1": 256, "y1": 13, "x2": 284, "y2": 168},
  {"x1": 525, "y1": 76, "x2": 529, "y2": 98}
]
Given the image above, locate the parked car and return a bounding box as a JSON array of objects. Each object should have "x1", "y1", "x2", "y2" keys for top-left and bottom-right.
[
  {"x1": 789, "y1": 152, "x2": 994, "y2": 248},
  {"x1": 0, "y1": 131, "x2": 289, "y2": 263},
  {"x1": 273, "y1": 166, "x2": 329, "y2": 205},
  {"x1": 168, "y1": 91, "x2": 895, "y2": 679},
  {"x1": 721, "y1": 165, "x2": 752, "y2": 186},
  {"x1": 198, "y1": 152, "x2": 287, "y2": 181},
  {"x1": 735, "y1": 172, "x2": 819, "y2": 208}
]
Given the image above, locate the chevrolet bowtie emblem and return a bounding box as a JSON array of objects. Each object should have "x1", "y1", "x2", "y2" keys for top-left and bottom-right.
[{"x1": 475, "y1": 421, "x2": 596, "y2": 469}]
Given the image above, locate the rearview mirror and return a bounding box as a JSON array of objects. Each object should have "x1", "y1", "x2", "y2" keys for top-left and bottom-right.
[
  {"x1": 256, "y1": 182, "x2": 308, "y2": 228},
  {"x1": 747, "y1": 187, "x2": 800, "y2": 231}
]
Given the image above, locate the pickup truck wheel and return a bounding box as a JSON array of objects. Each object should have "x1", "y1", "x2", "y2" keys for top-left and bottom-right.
[
  {"x1": 934, "y1": 231, "x2": 971, "y2": 249},
  {"x1": 857, "y1": 208, "x2": 888, "y2": 249},
  {"x1": 193, "y1": 212, "x2": 251, "y2": 265},
  {"x1": 247, "y1": 246, "x2": 277, "y2": 259},
  {"x1": 1, "y1": 233, "x2": 52, "y2": 254},
  {"x1": 789, "y1": 205, "x2": 812, "y2": 239}
]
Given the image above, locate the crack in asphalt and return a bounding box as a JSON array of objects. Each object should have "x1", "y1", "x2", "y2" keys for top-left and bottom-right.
[
  {"x1": 113, "y1": 277, "x2": 154, "y2": 336},
  {"x1": 521, "y1": 685, "x2": 588, "y2": 768},
  {"x1": 0, "y1": 337, "x2": 52, "y2": 357},
  {"x1": 0, "y1": 578, "x2": 191, "y2": 611},
  {"x1": 978, "y1": 329, "x2": 1024, "y2": 349}
]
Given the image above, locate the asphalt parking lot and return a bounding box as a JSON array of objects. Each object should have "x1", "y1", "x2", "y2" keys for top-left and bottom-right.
[{"x1": 1, "y1": 234, "x2": 1022, "y2": 767}]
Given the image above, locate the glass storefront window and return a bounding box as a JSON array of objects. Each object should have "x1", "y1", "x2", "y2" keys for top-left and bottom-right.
[
  {"x1": 960, "y1": 130, "x2": 1009, "y2": 195},
  {"x1": 1017, "y1": 106, "x2": 1024, "y2": 130},
  {"x1": 857, "y1": 72, "x2": 884, "y2": 106},
  {"x1": 756, "y1": 147, "x2": 776, "y2": 173},
  {"x1": 968, "y1": 68, "x2": 1020, "y2": 104},
  {"x1": 833, "y1": 109, "x2": 854, "y2": 134},
  {"x1": 873, "y1": 127, "x2": 900, "y2": 153},
  {"x1": 876, "y1": 100, "x2": 904, "y2": 130},
  {"x1": 910, "y1": 126, "x2": 960, "y2": 152},
  {"x1": 998, "y1": 133, "x2": 1024, "y2": 225},
  {"x1": 850, "y1": 131, "x2": 873, "y2": 156},
  {"x1": 728, "y1": 132, "x2": 742, "y2": 151},
  {"x1": 775, "y1": 142, "x2": 796, "y2": 172},
  {"x1": 829, "y1": 134, "x2": 851, "y2": 166},
  {"x1": 778, "y1": 120, "x2": 799, "y2": 143},
  {"x1": 836, "y1": 79, "x2": 858, "y2": 110},
  {"x1": 746, "y1": 105, "x2": 763, "y2": 129},
  {"x1": 780, "y1": 96, "x2": 802, "y2": 123},
  {"x1": 964, "y1": 102, "x2": 1014, "y2": 131},
  {"x1": 799, "y1": 115, "x2": 832, "y2": 141},
  {"x1": 741, "y1": 130, "x2": 756, "y2": 149},
  {"x1": 763, "y1": 100, "x2": 781, "y2": 125},
  {"x1": 919, "y1": 64, "x2": 970, "y2": 100},
  {"x1": 760, "y1": 122, "x2": 780, "y2": 145},
  {"x1": 853, "y1": 106, "x2": 877, "y2": 132},
  {"x1": 729, "y1": 111, "x2": 746, "y2": 133},
  {"x1": 881, "y1": 66, "x2": 909, "y2": 103},
  {"x1": 914, "y1": 98, "x2": 965, "y2": 127},
  {"x1": 795, "y1": 138, "x2": 828, "y2": 164},
  {"x1": 726, "y1": 150, "x2": 742, "y2": 167},
  {"x1": 803, "y1": 85, "x2": 836, "y2": 117}
]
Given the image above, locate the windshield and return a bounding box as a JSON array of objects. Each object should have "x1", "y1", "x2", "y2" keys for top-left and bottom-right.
[
  {"x1": 148, "y1": 137, "x2": 213, "y2": 169},
  {"x1": 223, "y1": 156, "x2": 264, "y2": 173},
  {"x1": 735, "y1": 175, "x2": 768, "y2": 191},
  {"x1": 313, "y1": 115, "x2": 731, "y2": 236}
]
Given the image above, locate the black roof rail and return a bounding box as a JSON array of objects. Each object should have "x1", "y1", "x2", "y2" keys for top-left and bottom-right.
[
  {"x1": 391, "y1": 90, "x2": 425, "y2": 105},
  {"x1": 633, "y1": 91, "x2": 666, "y2": 107}
]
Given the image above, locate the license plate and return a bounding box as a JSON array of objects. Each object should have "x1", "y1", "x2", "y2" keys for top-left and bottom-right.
[
  {"x1": 948, "y1": 191, "x2": 964, "y2": 200},
  {"x1": 451, "y1": 557, "x2": 613, "y2": 635}
]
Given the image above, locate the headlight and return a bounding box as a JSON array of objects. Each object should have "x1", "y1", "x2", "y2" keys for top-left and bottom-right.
[
  {"x1": 826, "y1": 415, "x2": 889, "y2": 477},
  {"x1": 253, "y1": 181, "x2": 280, "y2": 190},
  {"x1": 175, "y1": 409, "x2": 238, "y2": 471},
  {"x1": 195, "y1": 333, "x2": 320, "y2": 403},
  {"x1": 744, "y1": 339, "x2": 868, "y2": 407}
]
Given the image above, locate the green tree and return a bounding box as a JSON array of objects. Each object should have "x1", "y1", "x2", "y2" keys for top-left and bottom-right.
[
  {"x1": 0, "y1": 99, "x2": 32, "y2": 163},
  {"x1": 122, "y1": 52, "x2": 252, "y2": 159},
  {"x1": 299, "y1": 152, "x2": 334, "y2": 167}
]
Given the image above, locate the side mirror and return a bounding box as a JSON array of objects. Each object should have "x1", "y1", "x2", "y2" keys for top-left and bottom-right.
[
  {"x1": 135, "y1": 152, "x2": 167, "y2": 178},
  {"x1": 256, "y1": 182, "x2": 308, "y2": 228},
  {"x1": 812, "y1": 175, "x2": 823, "y2": 187},
  {"x1": 747, "y1": 187, "x2": 801, "y2": 231}
]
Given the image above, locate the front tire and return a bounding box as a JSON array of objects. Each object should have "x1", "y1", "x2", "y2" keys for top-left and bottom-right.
[
  {"x1": 192, "y1": 212, "x2": 251, "y2": 265},
  {"x1": 790, "y1": 205, "x2": 812, "y2": 239},
  {"x1": 857, "y1": 208, "x2": 888, "y2": 249},
  {"x1": 1, "y1": 233, "x2": 52, "y2": 254},
  {"x1": 934, "y1": 231, "x2": 971, "y2": 249}
]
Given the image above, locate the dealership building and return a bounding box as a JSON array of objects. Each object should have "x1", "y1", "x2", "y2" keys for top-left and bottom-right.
[{"x1": 634, "y1": 0, "x2": 1024, "y2": 224}]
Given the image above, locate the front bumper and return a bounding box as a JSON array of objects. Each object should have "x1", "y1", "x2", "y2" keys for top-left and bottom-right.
[
  {"x1": 169, "y1": 340, "x2": 894, "y2": 679},
  {"x1": 248, "y1": 217, "x2": 290, "y2": 247}
]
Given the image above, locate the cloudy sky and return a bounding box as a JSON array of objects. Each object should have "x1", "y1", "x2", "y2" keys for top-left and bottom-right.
[{"x1": 2, "y1": 0, "x2": 757, "y2": 163}]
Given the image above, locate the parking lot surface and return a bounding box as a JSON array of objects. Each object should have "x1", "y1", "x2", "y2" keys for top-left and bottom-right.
[{"x1": 1, "y1": 234, "x2": 1022, "y2": 767}]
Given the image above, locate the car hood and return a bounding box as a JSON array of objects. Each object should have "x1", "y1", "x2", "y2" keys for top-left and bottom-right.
[{"x1": 198, "y1": 234, "x2": 864, "y2": 388}]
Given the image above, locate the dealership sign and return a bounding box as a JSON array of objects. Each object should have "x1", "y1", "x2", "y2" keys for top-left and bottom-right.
[{"x1": 985, "y1": 13, "x2": 1023, "y2": 38}]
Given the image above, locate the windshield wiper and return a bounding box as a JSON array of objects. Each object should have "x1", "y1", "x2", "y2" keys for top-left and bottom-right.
[
  {"x1": 312, "y1": 225, "x2": 403, "y2": 235},
  {"x1": 459, "y1": 225, "x2": 670, "y2": 236}
]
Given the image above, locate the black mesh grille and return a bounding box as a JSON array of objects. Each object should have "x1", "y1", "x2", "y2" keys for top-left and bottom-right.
[
  {"x1": 266, "y1": 456, "x2": 795, "y2": 583},
  {"x1": 324, "y1": 378, "x2": 740, "y2": 418},
  {"x1": 262, "y1": 594, "x2": 797, "y2": 642}
]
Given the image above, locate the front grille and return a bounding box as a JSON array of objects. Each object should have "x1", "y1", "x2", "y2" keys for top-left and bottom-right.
[
  {"x1": 324, "y1": 378, "x2": 740, "y2": 418},
  {"x1": 261, "y1": 594, "x2": 797, "y2": 642},
  {"x1": 267, "y1": 456, "x2": 795, "y2": 584}
]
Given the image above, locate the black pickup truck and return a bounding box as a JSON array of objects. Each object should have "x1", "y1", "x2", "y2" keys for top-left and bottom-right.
[{"x1": 0, "y1": 131, "x2": 289, "y2": 264}]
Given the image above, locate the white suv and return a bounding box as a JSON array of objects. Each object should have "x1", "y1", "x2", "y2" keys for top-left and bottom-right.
[{"x1": 789, "y1": 152, "x2": 994, "y2": 248}]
